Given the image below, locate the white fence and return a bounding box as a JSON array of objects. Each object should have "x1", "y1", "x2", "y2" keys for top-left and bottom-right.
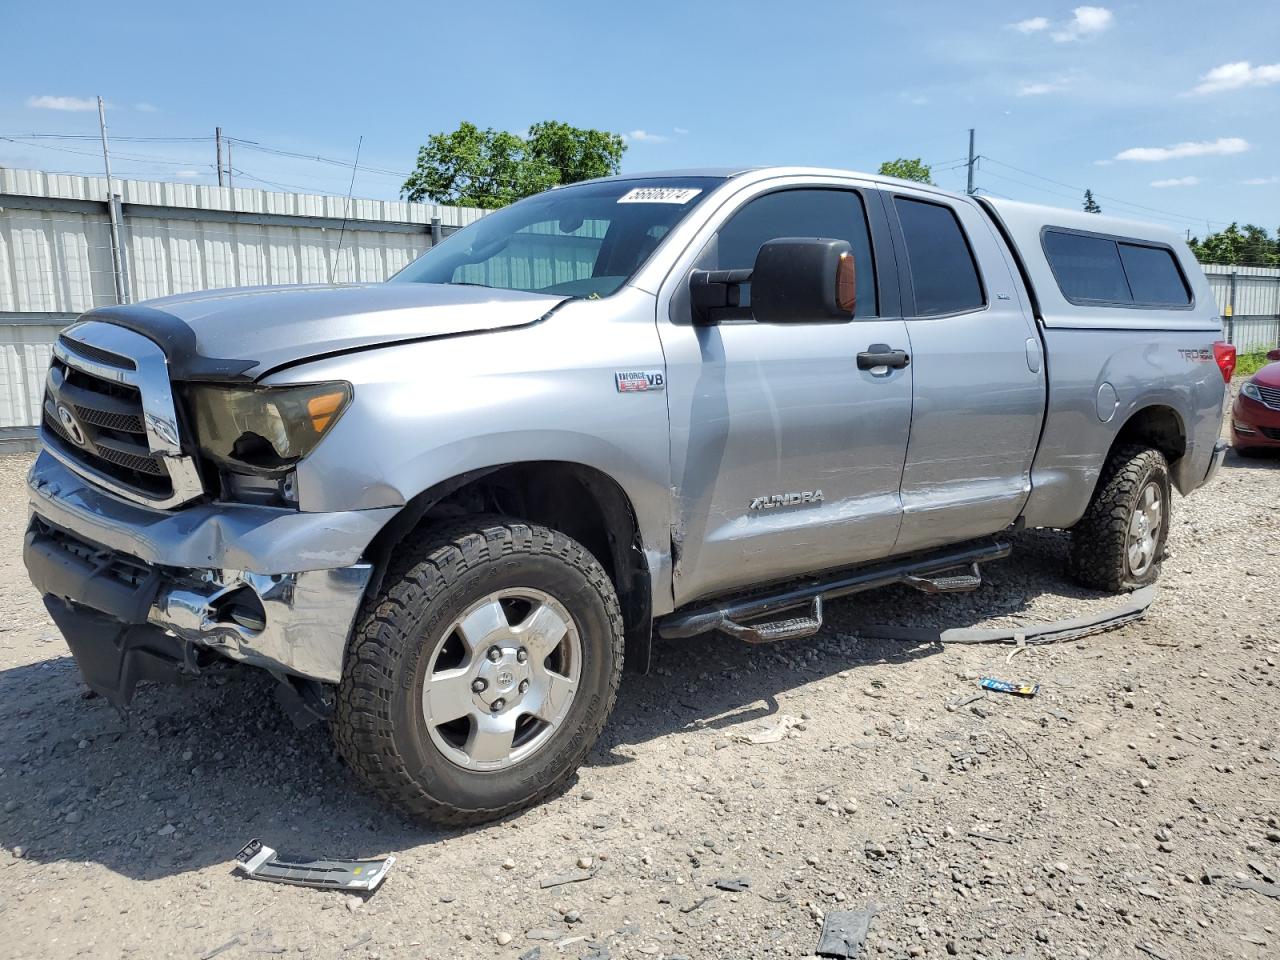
[
  {"x1": 1203, "y1": 263, "x2": 1280, "y2": 354},
  {"x1": 0, "y1": 168, "x2": 486, "y2": 443}
]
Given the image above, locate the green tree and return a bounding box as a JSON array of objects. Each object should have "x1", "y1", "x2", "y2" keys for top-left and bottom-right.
[
  {"x1": 1189, "y1": 223, "x2": 1280, "y2": 266},
  {"x1": 1082, "y1": 189, "x2": 1101, "y2": 214},
  {"x1": 526, "y1": 121, "x2": 626, "y2": 185},
  {"x1": 402, "y1": 120, "x2": 625, "y2": 209},
  {"x1": 878, "y1": 158, "x2": 933, "y2": 184}
]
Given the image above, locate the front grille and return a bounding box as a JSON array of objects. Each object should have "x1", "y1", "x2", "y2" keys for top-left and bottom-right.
[
  {"x1": 1254, "y1": 382, "x2": 1280, "y2": 410},
  {"x1": 1261, "y1": 426, "x2": 1280, "y2": 441},
  {"x1": 42, "y1": 355, "x2": 172, "y2": 496},
  {"x1": 44, "y1": 321, "x2": 204, "y2": 509},
  {"x1": 57, "y1": 334, "x2": 136, "y2": 371},
  {"x1": 73, "y1": 405, "x2": 144, "y2": 433}
]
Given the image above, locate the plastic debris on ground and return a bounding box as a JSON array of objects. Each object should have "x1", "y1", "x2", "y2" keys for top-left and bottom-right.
[
  {"x1": 234, "y1": 838, "x2": 395, "y2": 892},
  {"x1": 978, "y1": 677, "x2": 1040, "y2": 697},
  {"x1": 815, "y1": 903, "x2": 879, "y2": 958}
]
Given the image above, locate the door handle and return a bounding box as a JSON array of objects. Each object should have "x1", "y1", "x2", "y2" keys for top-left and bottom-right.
[{"x1": 856, "y1": 345, "x2": 911, "y2": 370}]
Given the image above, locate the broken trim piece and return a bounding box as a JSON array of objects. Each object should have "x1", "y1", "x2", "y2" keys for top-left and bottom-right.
[
  {"x1": 234, "y1": 839, "x2": 395, "y2": 892},
  {"x1": 855, "y1": 585, "x2": 1156, "y2": 646}
]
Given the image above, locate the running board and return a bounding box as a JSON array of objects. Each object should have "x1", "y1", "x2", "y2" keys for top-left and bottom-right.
[
  {"x1": 903, "y1": 562, "x2": 983, "y2": 594},
  {"x1": 657, "y1": 540, "x2": 1011, "y2": 642},
  {"x1": 719, "y1": 597, "x2": 824, "y2": 645}
]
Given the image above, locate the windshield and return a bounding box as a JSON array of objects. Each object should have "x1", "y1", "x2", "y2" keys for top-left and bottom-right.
[{"x1": 391, "y1": 176, "x2": 722, "y2": 298}]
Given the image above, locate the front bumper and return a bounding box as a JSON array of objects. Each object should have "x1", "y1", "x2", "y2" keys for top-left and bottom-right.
[
  {"x1": 1231, "y1": 394, "x2": 1280, "y2": 450},
  {"x1": 24, "y1": 452, "x2": 395, "y2": 702}
]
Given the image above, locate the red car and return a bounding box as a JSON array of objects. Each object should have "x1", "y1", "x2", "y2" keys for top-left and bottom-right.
[{"x1": 1232, "y1": 348, "x2": 1280, "y2": 454}]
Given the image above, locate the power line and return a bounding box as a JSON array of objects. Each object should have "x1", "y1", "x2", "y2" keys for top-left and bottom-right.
[{"x1": 981, "y1": 156, "x2": 1232, "y2": 229}]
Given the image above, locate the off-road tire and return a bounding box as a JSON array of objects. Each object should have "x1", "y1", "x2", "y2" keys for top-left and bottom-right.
[
  {"x1": 333, "y1": 517, "x2": 624, "y2": 826},
  {"x1": 1067, "y1": 444, "x2": 1171, "y2": 592}
]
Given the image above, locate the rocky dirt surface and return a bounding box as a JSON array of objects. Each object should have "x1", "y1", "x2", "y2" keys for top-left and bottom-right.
[{"x1": 1, "y1": 442, "x2": 1278, "y2": 960}]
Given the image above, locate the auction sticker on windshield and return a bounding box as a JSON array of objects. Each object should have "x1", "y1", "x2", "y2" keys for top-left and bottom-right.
[{"x1": 617, "y1": 187, "x2": 703, "y2": 204}]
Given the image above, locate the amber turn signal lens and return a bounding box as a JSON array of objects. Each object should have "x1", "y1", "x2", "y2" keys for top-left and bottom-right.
[
  {"x1": 307, "y1": 391, "x2": 346, "y2": 433},
  {"x1": 835, "y1": 252, "x2": 857, "y2": 314}
]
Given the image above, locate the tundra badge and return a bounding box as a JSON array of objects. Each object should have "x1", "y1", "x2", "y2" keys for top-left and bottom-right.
[{"x1": 749, "y1": 490, "x2": 825, "y2": 510}]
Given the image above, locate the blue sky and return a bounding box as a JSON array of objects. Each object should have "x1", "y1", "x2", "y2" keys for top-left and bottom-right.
[{"x1": 1, "y1": 1, "x2": 1276, "y2": 237}]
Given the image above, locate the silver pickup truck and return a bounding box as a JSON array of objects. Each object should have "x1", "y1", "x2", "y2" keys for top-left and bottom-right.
[{"x1": 25, "y1": 167, "x2": 1232, "y2": 824}]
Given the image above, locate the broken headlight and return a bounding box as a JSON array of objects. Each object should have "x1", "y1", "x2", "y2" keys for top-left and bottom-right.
[{"x1": 189, "y1": 382, "x2": 352, "y2": 474}]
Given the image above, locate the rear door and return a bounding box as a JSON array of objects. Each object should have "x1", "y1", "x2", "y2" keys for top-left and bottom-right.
[
  {"x1": 883, "y1": 190, "x2": 1046, "y2": 553},
  {"x1": 657, "y1": 180, "x2": 914, "y2": 604}
]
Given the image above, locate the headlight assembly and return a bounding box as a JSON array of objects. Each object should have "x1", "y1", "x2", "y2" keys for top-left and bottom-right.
[
  {"x1": 189, "y1": 382, "x2": 352, "y2": 473},
  {"x1": 1240, "y1": 381, "x2": 1263, "y2": 403}
]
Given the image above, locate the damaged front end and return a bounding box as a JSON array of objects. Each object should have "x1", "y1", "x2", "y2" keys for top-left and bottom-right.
[{"x1": 25, "y1": 516, "x2": 370, "y2": 709}]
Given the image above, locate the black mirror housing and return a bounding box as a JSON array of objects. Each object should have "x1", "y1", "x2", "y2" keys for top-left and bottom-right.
[{"x1": 751, "y1": 237, "x2": 856, "y2": 324}]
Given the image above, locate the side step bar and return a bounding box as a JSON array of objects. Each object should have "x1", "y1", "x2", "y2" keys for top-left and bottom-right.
[{"x1": 657, "y1": 540, "x2": 1011, "y2": 643}]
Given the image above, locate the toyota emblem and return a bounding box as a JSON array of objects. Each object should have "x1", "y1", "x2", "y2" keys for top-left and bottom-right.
[{"x1": 55, "y1": 404, "x2": 87, "y2": 447}]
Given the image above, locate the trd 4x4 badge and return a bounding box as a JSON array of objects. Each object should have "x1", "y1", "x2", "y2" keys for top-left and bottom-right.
[{"x1": 749, "y1": 490, "x2": 825, "y2": 511}]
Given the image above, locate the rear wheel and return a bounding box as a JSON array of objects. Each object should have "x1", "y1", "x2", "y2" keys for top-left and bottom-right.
[
  {"x1": 333, "y1": 518, "x2": 623, "y2": 825},
  {"x1": 1067, "y1": 444, "x2": 1171, "y2": 592}
]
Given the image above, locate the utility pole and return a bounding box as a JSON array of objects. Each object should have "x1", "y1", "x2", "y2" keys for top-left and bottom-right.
[
  {"x1": 966, "y1": 128, "x2": 977, "y2": 195},
  {"x1": 97, "y1": 96, "x2": 128, "y2": 304},
  {"x1": 216, "y1": 127, "x2": 224, "y2": 187},
  {"x1": 226, "y1": 139, "x2": 233, "y2": 191}
]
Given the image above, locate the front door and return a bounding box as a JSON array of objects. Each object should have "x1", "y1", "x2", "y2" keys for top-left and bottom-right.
[{"x1": 658, "y1": 184, "x2": 914, "y2": 605}]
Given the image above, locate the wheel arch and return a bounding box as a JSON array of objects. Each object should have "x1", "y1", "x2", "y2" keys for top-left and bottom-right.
[
  {"x1": 362, "y1": 460, "x2": 654, "y2": 673},
  {"x1": 1110, "y1": 403, "x2": 1192, "y2": 493}
]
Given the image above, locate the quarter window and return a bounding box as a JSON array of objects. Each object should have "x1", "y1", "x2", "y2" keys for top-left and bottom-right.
[
  {"x1": 893, "y1": 197, "x2": 985, "y2": 316},
  {"x1": 1117, "y1": 242, "x2": 1191, "y2": 306},
  {"x1": 709, "y1": 189, "x2": 877, "y2": 317},
  {"x1": 1042, "y1": 229, "x2": 1190, "y2": 307}
]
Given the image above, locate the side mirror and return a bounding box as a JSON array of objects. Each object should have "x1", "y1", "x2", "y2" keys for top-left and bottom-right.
[
  {"x1": 1267, "y1": 348, "x2": 1280, "y2": 363},
  {"x1": 750, "y1": 237, "x2": 856, "y2": 324},
  {"x1": 688, "y1": 237, "x2": 856, "y2": 325}
]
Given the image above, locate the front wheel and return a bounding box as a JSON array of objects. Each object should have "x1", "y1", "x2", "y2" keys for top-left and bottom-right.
[
  {"x1": 333, "y1": 518, "x2": 624, "y2": 825},
  {"x1": 1067, "y1": 444, "x2": 1172, "y2": 592}
]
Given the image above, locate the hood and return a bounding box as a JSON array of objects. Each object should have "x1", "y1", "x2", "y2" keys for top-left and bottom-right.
[
  {"x1": 1252, "y1": 361, "x2": 1280, "y2": 389},
  {"x1": 81, "y1": 283, "x2": 567, "y2": 381}
]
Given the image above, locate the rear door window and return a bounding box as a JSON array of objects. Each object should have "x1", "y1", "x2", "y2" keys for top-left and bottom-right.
[{"x1": 893, "y1": 197, "x2": 985, "y2": 316}]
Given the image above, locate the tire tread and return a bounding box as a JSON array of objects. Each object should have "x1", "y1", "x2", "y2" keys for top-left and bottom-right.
[{"x1": 1067, "y1": 444, "x2": 1169, "y2": 592}]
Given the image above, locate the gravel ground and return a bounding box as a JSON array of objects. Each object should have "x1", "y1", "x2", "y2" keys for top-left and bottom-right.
[{"x1": 1, "y1": 432, "x2": 1278, "y2": 960}]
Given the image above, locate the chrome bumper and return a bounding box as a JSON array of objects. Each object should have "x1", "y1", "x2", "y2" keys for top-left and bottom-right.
[
  {"x1": 145, "y1": 564, "x2": 371, "y2": 683},
  {"x1": 26, "y1": 451, "x2": 392, "y2": 684}
]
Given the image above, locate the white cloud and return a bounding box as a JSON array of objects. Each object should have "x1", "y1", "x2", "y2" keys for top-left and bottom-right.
[
  {"x1": 175, "y1": 169, "x2": 201, "y2": 178},
  {"x1": 1149, "y1": 176, "x2": 1199, "y2": 188},
  {"x1": 1114, "y1": 137, "x2": 1249, "y2": 162},
  {"x1": 27, "y1": 94, "x2": 96, "y2": 112},
  {"x1": 1243, "y1": 176, "x2": 1280, "y2": 186},
  {"x1": 672, "y1": 126, "x2": 689, "y2": 135},
  {"x1": 1188, "y1": 61, "x2": 1280, "y2": 96},
  {"x1": 1018, "y1": 80, "x2": 1067, "y2": 96},
  {"x1": 625, "y1": 129, "x2": 668, "y2": 143},
  {"x1": 1010, "y1": 16, "x2": 1049, "y2": 33},
  {"x1": 135, "y1": 102, "x2": 160, "y2": 113},
  {"x1": 1051, "y1": 6, "x2": 1113, "y2": 42}
]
